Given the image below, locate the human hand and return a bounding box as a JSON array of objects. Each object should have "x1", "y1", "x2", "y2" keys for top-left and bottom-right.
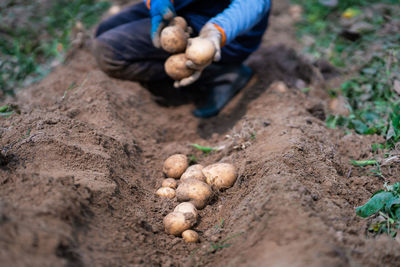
[
  {"x1": 148, "y1": 0, "x2": 176, "y2": 48},
  {"x1": 174, "y1": 23, "x2": 223, "y2": 88}
]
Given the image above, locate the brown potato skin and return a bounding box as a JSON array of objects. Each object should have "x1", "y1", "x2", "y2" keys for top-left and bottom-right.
[
  {"x1": 202, "y1": 163, "x2": 237, "y2": 190},
  {"x1": 162, "y1": 178, "x2": 178, "y2": 189},
  {"x1": 164, "y1": 212, "x2": 196, "y2": 236},
  {"x1": 181, "y1": 164, "x2": 205, "y2": 182},
  {"x1": 161, "y1": 26, "x2": 188, "y2": 54},
  {"x1": 156, "y1": 187, "x2": 176, "y2": 199},
  {"x1": 176, "y1": 178, "x2": 212, "y2": 209},
  {"x1": 163, "y1": 154, "x2": 188, "y2": 179},
  {"x1": 174, "y1": 202, "x2": 198, "y2": 219},
  {"x1": 164, "y1": 54, "x2": 195, "y2": 81},
  {"x1": 186, "y1": 37, "x2": 216, "y2": 66},
  {"x1": 182, "y1": 230, "x2": 199, "y2": 243}
]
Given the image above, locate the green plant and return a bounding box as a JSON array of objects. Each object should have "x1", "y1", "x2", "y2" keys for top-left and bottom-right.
[
  {"x1": 292, "y1": 0, "x2": 400, "y2": 148},
  {"x1": 208, "y1": 232, "x2": 244, "y2": 253},
  {"x1": 369, "y1": 162, "x2": 385, "y2": 180},
  {"x1": 0, "y1": 0, "x2": 110, "y2": 95},
  {"x1": 191, "y1": 144, "x2": 217, "y2": 153},
  {"x1": 350, "y1": 159, "x2": 378, "y2": 167},
  {"x1": 214, "y1": 218, "x2": 225, "y2": 229},
  {"x1": 188, "y1": 154, "x2": 198, "y2": 164},
  {"x1": 0, "y1": 104, "x2": 20, "y2": 117},
  {"x1": 326, "y1": 49, "x2": 400, "y2": 148},
  {"x1": 357, "y1": 182, "x2": 400, "y2": 237}
]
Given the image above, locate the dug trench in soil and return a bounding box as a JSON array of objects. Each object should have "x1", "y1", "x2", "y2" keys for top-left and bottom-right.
[{"x1": 1, "y1": 1, "x2": 400, "y2": 266}]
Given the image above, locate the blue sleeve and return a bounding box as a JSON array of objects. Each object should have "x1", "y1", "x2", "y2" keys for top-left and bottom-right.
[
  {"x1": 144, "y1": 0, "x2": 193, "y2": 10},
  {"x1": 209, "y1": 0, "x2": 271, "y2": 45}
]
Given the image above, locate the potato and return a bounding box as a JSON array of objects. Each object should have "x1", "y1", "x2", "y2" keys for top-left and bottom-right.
[
  {"x1": 163, "y1": 154, "x2": 188, "y2": 179},
  {"x1": 161, "y1": 26, "x2": 188, "y2": 54},
  {"x1": 171, "y1": 16, "x2": 188, "y2": 30},
  {"x1": 156, "y1": 187, "x2": 176, "y2": 199},
  {"x1": 186, "y1": 37, "x2": 216, "y2": 66},
  {"x1": 182, "y1": 230, "x2": 199, "y2": 243},
  {"x1": 162, "y1": 178, "x2": 178, "y2": 189},
  {"x1": 202, "y1": 163, "x2": 237, "y2": 190},
  {"x1": 164, "y1": 54, "x2": 195, "y2": 81},
  {"x1": 181, "y1": 164, "x2": 205, "y2": 182},
  {"x1": 174, "y1": 202, "x2": 198, "y2": 219},
  {"x1": 176, "y1": 178, "x2": 212, "y2": 209},
  {"x1": 164, "y1": 211, "x2": 196, "y2": 236},
  {"x1": 160, "y1": 16, "x2": 189, "y2": 54}
]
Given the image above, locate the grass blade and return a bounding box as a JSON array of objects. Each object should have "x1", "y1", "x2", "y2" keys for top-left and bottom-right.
[
  {"x1": 351, "y1": 159, "x2": 378, "y2": 166},
  {"x1": 0, "y1": 111, "x2": 14, "y2": 117},
  {"x1": 0, "y1": 105, "x2": 9, "y2": 112},
  {"x1": 191, "y1": 144, "x2": 217, "y2": 153}
]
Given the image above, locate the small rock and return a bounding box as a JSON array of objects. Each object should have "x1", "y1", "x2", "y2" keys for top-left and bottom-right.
[
  {"x1": 108, "y1": 5, "x2": 121, "y2": 15},
  {"x1": 289, "y1": 5, "x2": 303, "y2": 21},
  {"x1": 295, "y1": 79, "x2": 307, "y2": 90},
  {"x1": 329, "y1": 96, "x2": 350, "y2": 116},
  {"x1": 210, "y1": 235, "x2": 220, "y2": 242},
  {"x1": 270, "y1": 81, "x2": 288, "y2": 93},
  {"x1": 335, "y1": 231, "x2": 344, "y2": 242},
  {"x1": 349, "y1": 21, "x2": 375, "y2": 34},
  {"x1": 311, "y1": 193, "x2": 319, "y2": 201}
]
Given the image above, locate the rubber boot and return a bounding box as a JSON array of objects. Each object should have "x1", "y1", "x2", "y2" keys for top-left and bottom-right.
[
  {"x1": 192, "y1": 64, "x2": 254, "y2": 118},
  {"x1": 140, "y1": 79, "x2": 191, "y2": 107}
]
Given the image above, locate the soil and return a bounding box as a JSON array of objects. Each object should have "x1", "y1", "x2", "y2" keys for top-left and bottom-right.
[{"x1": 1, "y1": 1, "x2": 400, "y2": 266}]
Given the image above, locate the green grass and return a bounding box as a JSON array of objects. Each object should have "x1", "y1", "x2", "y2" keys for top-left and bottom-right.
[
  {"x1": 292, "y1": 0, "x2": 400, "y2": 148},
  {"x1": 0, "y1": 0, "x2": 110, "y2": 96},
  {"x1": 326, "y1": 48, "x2": 400, "y2": 147}
]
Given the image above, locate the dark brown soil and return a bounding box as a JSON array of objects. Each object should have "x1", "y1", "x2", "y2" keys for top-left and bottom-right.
[{"x1": 1, "y1": 1, "x2": 400, "y2": 266}]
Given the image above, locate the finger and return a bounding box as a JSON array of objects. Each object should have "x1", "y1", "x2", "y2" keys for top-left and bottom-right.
[
  {"x1": 213, "y1": 49, "x2": 221, "y2": 62},
  {"x1": 175, "y1": 71, "x2": 202, "y2": 88},
  {"x1": 151, "y1": 15, "x2": 165, "y2": 48},
  {"x1": 162, "y1": 7, "x2": 175, "y2": 21},
  {"x1": 186, "y1": 26, "x2": 193, "y2": 35},
  {"x1": 186, "y1": 60, "x2": 203, "y2": 70},
  {"x1": 211, "y1": 40, "x2": 221, "y2": 62}
]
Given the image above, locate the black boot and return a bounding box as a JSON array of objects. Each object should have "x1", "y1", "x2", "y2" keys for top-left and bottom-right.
[
  {"x1": 192, "y1": 64, "x2": 254, "y2": 118},
  {"x1": 140, "y1": 79, "x2": 190, "y2": 107}
]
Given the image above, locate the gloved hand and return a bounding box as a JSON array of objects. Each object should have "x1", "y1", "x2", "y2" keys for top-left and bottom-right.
[
  {"x1": 174, "y1": 23, "x2": 223, "y2": 88},
  {"x1": 148, "y1": 0, "x2": 176, "y2": 48}
]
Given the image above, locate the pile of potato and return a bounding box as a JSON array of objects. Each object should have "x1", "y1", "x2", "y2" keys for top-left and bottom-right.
[
  {"x1": 161, "y1": 17, "x2": 216, "y2": 81},
  {"x1": 156, "y1": 154, "x2": 237, "y2": 243}
]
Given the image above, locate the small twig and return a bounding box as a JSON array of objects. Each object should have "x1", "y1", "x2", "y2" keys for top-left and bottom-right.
[
  {"x1": 346, "y1": 167, "x2": 352, "y2": 179},
  {"x1": 382, "y1": 156, "x2": 400, "y2": 166}
]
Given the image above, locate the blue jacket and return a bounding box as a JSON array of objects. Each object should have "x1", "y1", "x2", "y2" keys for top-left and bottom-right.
[
  {"x1": 147, "y1": 0, "x2": 271, "y2": 63},
  {"x1": 173, "y1": 0, "x2": 270, "y2": 44}
]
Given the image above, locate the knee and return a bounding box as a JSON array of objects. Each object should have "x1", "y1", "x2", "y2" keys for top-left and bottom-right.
[{"x1": 92, "y1": 39, "x2": 127, "y2": 79}]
